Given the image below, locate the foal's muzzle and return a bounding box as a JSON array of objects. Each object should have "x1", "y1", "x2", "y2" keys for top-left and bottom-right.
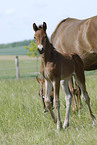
[{"x1": 38, "y1": 47, "x2": 44, "y2": 54}]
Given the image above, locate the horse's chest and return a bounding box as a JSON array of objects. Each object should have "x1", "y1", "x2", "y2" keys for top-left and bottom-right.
[
  {"x1": 44, "y1": 66, "x2": 52, "y2": 78},
  {"x1": 44, "y1": 63, "x2": 57, "y2": 80}
]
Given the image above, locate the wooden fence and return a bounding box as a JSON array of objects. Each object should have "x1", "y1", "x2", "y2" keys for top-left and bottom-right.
[{"x1": 0, "y1": 56, "x2": 41, "y2": 79}]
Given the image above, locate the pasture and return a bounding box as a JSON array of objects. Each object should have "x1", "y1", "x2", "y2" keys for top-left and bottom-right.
[
  {"x1": 0, "y1": 56, "x2": 40, "y2": 79},
  {"x1": 0, "y1": 72, "x2": 97, "y2": 144}
]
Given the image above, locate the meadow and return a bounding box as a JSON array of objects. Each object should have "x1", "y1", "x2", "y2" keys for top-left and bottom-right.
[
  {"x1": 0, "y1": 56, "x2": 41, "y2": 79},
  {"x1": 0, "y1": 72, "x2": 97, "y2": 145}
]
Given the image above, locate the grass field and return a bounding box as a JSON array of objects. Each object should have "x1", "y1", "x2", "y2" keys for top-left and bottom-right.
[
  {"x1": 0, "y1": 56, "x2": 41, "y2": 79},
  {"x1": 0, "y1": 74, "x2": 97, "y2": 144},
  {"x1": 0, "y1": 46, "x2": 27, "y2": 55}
]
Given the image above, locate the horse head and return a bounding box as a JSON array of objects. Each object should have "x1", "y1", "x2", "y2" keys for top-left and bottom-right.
[{"x1": 33, "y1": 22, "x2": 47, "y2": 54}]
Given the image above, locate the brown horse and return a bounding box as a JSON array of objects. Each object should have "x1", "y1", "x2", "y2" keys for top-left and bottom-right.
[
  {"x1": 36, "y1": 25, "x2": 82, "y2": 114},
  {"x1": 50, "y1": 16, "x2": 97, "y2": 113},
  {"x1": 33, "y1": 22, "x2": 96, "y2": 130},
  {"x1": 36, "y1": 76, "x2": 82, "y2": 114},
  {"x1": 51, "y1": 16, "x2": 97, "y2": 71}
]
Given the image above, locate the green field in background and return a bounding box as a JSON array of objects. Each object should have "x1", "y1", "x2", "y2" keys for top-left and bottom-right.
[
  {"x1": 0, "y1": 46, "x2": 27, "y2": 55},
  {"x1": 0, "y1": 56, "x2": 41, "y2": 79}
]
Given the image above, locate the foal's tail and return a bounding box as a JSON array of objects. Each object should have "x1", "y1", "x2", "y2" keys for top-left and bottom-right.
[{"x1": 71, "y1": 53, "x2": 85, "y2": 85}]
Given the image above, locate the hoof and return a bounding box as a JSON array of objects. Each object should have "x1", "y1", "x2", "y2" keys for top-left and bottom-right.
[
  {"x1": 63, "y1": 122, "x2": 69, "y2": 130},
  {"x1": 91, "y1": 114, "x2": 97, "y2": 127},
  {"x1": 92, "y1": 119, "x2": 97, "y2": 127},
  {"x1": 57, "y1": 121, "x2": 62, "y2": 131},
  {"x1": 44, "y1": 109, "x2": 48, "y2": 113}
]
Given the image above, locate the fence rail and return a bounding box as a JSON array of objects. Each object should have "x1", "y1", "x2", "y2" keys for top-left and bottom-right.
[{"x1": 0, "y1": 55, "x2": 41, "y2": 79}]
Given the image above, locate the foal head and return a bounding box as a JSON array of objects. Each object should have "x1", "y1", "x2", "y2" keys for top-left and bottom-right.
[
  {"x1": 36, "y1": 76, "x2": 54, "y2": 113},
  {"x1": 33, "y1": 22, "x2": 47, "y2": 54}
]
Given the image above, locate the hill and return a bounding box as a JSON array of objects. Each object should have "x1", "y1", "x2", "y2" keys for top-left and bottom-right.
[{"x1": 0, "y1": 40, "x2": 32, "y2": 55}]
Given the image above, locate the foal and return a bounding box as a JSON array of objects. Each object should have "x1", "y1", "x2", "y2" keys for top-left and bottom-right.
[{"x1": 33, "y1": 22, "x2": 96, "y2": 130}]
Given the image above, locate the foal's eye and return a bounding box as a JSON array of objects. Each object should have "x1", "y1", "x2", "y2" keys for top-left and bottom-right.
[
  {"x1": 44, "y1": 36, "x2": 47, "y2": 38},
  {"x1": 34, "y1": 37, "x2": 36, "y2": 39}
]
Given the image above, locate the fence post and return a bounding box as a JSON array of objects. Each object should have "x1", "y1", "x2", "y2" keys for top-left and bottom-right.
[{"x1": 15, "y1": 56, "x2": 20, "y2": 79}]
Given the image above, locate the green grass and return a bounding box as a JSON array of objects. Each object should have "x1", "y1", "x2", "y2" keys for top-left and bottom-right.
[
  {"x1": 0, "y1": 46, "x2": 27, "y2": 55},
  {"x1": 0, "y1": 76, "x2": 97, "y2": 145}
]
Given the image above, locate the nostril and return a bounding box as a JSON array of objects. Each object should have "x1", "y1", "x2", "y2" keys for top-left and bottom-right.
[{"x1": 38, "y1": 47, "x2": 44, "y2": 54}]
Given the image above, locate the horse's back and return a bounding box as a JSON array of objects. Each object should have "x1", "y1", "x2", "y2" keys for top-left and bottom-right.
[{"x1": 51, "y1": 16, "x2": 97, "y2": 70}]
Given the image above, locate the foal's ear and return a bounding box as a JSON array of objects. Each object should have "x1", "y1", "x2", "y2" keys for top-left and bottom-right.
[
  {"x1": 43, "y1": 22, "x2": 47, "y2": 32},
  {"x1": 33, "y1": 23, "x2": 38, "y2": 31}
]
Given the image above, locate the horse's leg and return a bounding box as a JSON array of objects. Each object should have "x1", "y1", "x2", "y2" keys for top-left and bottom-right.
[
  {"x1": 61, "y1": 79, "x2": 72, "y2": 130},
  {"x1": 69, "y1": 78, "x2": 76, "y2": 113},
  {"x1": 75, "y1": 75, "x2": 96, "y2": 126},
  {"x1": 71, "y1": 94, "x2": 76, "y2": 113},
  {"x1": 45, "y1": 80, "x2": 56, "y2": 123},
  {"x1": 81, "y1": 85, "x2": 96, "y2": 125},
  {"x1": 53, "y1": 79, "x2": 62, "y2": 130},
  {"x1": 76, "y1": 87, "x2": 82, "y2": 110}
]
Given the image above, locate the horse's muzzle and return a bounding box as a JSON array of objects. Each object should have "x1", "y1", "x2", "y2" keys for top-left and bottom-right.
[{"x1": 38, "y1": 48, "x2": 44, "y2": 54}]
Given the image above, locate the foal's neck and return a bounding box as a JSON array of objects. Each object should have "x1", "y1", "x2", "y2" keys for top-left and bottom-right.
[{"x1": 43, "y1": 36, "x2": 54, "y2": 63}]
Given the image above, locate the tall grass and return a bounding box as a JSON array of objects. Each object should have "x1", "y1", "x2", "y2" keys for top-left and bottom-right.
[{"x1": 0, "y1": 76, "x2": 97, "y2": 145}]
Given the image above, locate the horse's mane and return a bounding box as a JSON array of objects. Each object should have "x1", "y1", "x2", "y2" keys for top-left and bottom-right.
[{"x1": 50, "y1": 18, "x2": 69, "y2": 43}]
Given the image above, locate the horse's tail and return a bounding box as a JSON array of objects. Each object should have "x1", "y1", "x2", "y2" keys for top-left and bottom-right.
[{"x1": 71, "y1": 53, "x2": 85, "y2": 85}]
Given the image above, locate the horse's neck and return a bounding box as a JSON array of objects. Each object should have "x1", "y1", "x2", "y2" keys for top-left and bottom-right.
[{"x1": 43, "y1": 37, "x2": 54, "y2": 64}]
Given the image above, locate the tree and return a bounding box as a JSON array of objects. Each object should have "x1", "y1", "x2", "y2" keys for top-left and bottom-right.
[{"x1": 25, "y1": 40, "x2": 38, "y2": 57}]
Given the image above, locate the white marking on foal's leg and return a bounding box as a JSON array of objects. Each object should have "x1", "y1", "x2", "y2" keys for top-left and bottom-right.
[
  {"x1": 45, "y1": 80, "x2": 56, "y2": 123},
  {"x1": 45, "y1": 80, "x2": 52, "y2": 103},
  {"x1": 61, "y1": 80, "x2": 72, "y2": 130}
]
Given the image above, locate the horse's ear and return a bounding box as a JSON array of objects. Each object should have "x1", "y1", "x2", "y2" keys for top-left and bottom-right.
[
  {"x1": 33, "y1": 23, "x2": 38, "y2": 31},
  {"x1": 43, "y1": 22, "x2": 47, "y2": 32},
  {"x1": 36, "y1": 76, "x2": 42, "y2": 84}
]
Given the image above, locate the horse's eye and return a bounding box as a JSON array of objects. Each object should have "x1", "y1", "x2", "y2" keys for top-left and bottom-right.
[
  {"x1": 44, "y1": 36, "x2": 47, "y2": 38},
  {"x1": 34, "y1": 36, "x2": 36, "y2": 39}
]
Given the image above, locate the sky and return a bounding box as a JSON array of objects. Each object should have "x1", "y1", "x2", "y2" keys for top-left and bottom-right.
[{"x1": 0, "y1": 0, "x2": 97, "y2": 44}]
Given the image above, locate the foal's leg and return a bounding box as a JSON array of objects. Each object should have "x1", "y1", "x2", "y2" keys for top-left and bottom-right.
[
  {"x1": 61, "y1": 79, "x2": 72, "y2": 130},
  {"x1": 53, "y1": 79, "x2": 62, "y2": 130},
  {"x1": 76, "y1": 87, "x2": 82, "y2": 110},
  {"x1": 45, "y1": 80, "x2": 56, "y2": 123},
  {"x1": 69, "y1": 78, "x2": 76, "y2": 113}
]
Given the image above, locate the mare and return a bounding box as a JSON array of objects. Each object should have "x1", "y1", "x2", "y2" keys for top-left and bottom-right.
[
  {"x1": 33, "y1": 22, "x2": 96, "y2": 130},
  {"x1": 51, "y1": 16, "x2": 97, "y2": 71}
]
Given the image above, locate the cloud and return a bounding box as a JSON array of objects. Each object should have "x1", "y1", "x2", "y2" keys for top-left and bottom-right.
[{"x1": 5, "y1": 8, "x2": 16, "y2": 15}]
